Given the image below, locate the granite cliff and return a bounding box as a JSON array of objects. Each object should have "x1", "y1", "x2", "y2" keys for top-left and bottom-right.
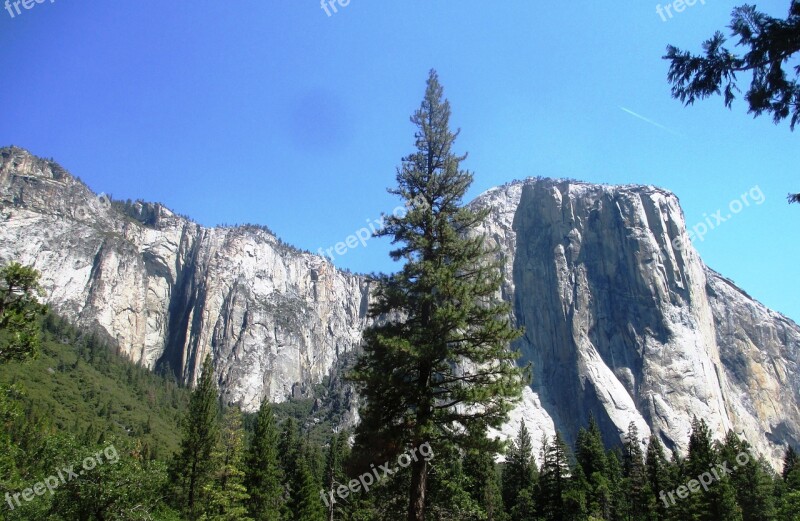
[{"x1": 1, "y1": 146, "x2": 797, "y2": 466}]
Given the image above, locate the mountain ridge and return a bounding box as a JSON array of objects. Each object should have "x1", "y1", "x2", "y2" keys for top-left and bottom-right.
[{"x1": 2, "y1": 145, "x2": 798, "y2": 469}]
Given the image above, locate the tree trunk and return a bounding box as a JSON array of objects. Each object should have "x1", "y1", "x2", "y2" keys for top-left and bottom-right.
[{"x1": 407, "y1": 456, "x2": 428, "y2": 521}]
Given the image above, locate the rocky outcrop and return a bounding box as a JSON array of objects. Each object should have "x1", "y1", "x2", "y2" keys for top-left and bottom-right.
[
  {"x1": 1, "y1": 147, "x2": 798, "y2": 467},
  {"x1": 474, "y1": 180, "x2": 800, "y2": 466},
  {"x1": 0, "y1": 147, "x2": 370, "y2": 410}
]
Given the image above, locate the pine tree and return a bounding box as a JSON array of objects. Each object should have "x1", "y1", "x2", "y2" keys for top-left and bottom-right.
[
  {"x1": 622, "y1": 422, "x2": 648, "y2": 521},
  {"x1": 172, "y1": 354, "x2": 220, "y2": 520},
  {"x1": 576, "y1": 416, "x2": 607, "y2": 478},
  {"x1": 645, "y1": 435, "x2": 673, "y2": 521},
  {"x1": 301, "y1": 439, "x2": 325, "y2": 496},
  {"x1": 664, "y1": 2, "x2": 800, "y2": 130},
  {"x1": 575, "y1": 416, "x2": 610, "y2": 519},
  {"x1": 279, "y1": 421, "x2": 326, "y2": 521},
  {"x1": 277, "y1": 418, "x2": 301, "y2": 520},
  {"x1": 509, "y1": 487, "x2": 536, "y2": 521},
  {"x1": 539, "y1": 433, "x2": 571, "y2": 521},
  {"x1": 201, "y1": 407, "x2": 252, "y2": 521},
  {"x1": 322, "y1": 432, "x2": 349, "y2": 521},
  {"x1": 0, "y1": 262, "x2": 46, "y2": 363},
  {"x1": 464, "y1": 439, "x2": 506, "y2": 521},
  {"x1": 245, "y1": 401, "x2": 285, "y2": 521},
  {"x1": 290, "y1": 459, "x2": 326, "y2": 521},
  {"x1": 782, "y1": 446, "x2": 800, "y2": 489},
  {"x1": 684, "y1": 419, "x2": 742, "y2": 521},
  {"x1": 604, "y1": 449, "x2": 626, "y2": 521},
  {"x1": 425, "y1": 443, "x2": 484, "y2": 520},
  {"x1": 350, "y1": 69, "x2": 528, "y2": 521},
  {"x1": 562, "y1": 470, "x2": 589, "y2": 521},
  {"x1": 279, "y1": 418, "x2": 301, "y2": 480},
  {"x1": 718, "y1": 432, "x2": 775, "y2": 521},
  {"x1": 502, "y1": 422, "x2": 538, "y2": 520}
]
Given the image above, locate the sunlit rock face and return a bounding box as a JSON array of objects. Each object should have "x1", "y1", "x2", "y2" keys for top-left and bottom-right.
[
  {"x1": 1, "y1": 147, "x2": 797, "y2": 467},
  {"x1": 0, "y1": 147, "x2": 370, "y2": 411},
  {"x1": 474, "y1": 180, "x2": 799, "y2": 467}
]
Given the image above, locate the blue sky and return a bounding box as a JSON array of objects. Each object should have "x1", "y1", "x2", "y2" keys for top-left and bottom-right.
[{"x1": 0, "y1": 0, "x2": 797, "y2": 321}]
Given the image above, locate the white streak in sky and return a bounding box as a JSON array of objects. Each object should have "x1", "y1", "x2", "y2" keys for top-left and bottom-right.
[{"x1": 619, "y1": 107, "x2": 683, "y2": 137}]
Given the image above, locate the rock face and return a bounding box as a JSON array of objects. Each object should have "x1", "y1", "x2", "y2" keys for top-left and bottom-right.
[
  {"x1": 1, "y1": 147, "x2": 798, "y2": 467},
  {"x1": 0, "y1": 147, "x2": 370, "y2": 411},
  {"x1": 473, "y1": 180, "x2": 800, "y2": 466}
]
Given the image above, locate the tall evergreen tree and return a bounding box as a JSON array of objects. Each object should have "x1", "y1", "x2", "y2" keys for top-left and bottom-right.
[
  {"x1": 290, "y1": 459, "x2": 326, "y2": 521},
  {"x1": 245, "y1": 400, "x2": 284, "y2": 521},
  {"x1": 279, "y1": 421, "x2": 326, "y2": 521},
  {"x1": 350, "y1": 69, "x2": 528, "y2": 521},
  {"x1": 502, "y1": 422, "x2": 538, "y2": 519},
  {"x1": 717, "y1": 432, "x2": 775, "y2": 521},
  {"x1": 464, "y1": 444, "x2": 506, "y2": 521},
  {"x1": 323, "y1": 431, "x2": 349, "y2": 521},
  {"x1": 279, "y1": 418, "x2": 300, "y2": 479},
  {"x1": 425, "y1": 443, "x2": 484, "y2": 520},
  {"x1": 201, "y1": 407, "x2": 252, "y2": 521},
  {"x1": 277, "y1": 417, "x2": 301, "y2": 520},
  {"x1": 622, "y1": 422, "x2": 648, "y2": 521},
  {"x1": 575, "y1": 416, "x2": 611, "y2": 519},
  {"x1": 172, "y1": 354, "x2": 220, "y2": 520},
  {"x1": 576, "y1": 416, "x2": 607, "y2": 479},
  {"x1": 539, "y1": 433, "x2": 571, "y2": 521},
  {"x1": 782, "y1": 446, "x2": 799, "y2": 486},
  {"x1": 684, "y1": 419, "x2": 742, "y2": 521},
  {"x1": 0, "y1": 263, "x2": 44, "y2": 511},
  {"x1": 645, "y1": 435, "x2": 673, "y2": 521}
]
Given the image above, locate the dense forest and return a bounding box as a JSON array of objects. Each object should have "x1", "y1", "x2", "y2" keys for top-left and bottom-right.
[{"x1": 1, "y1": 301, "x2": 799, "y2": 520}]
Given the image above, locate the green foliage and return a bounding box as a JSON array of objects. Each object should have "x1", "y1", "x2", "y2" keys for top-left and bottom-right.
[
  {"x1": 574, "y1": 416, "x2": 615, "y2": 519},
  {"x1": 110, "y1": 198, "x2": 161, "y2": 227},
  {"x1": 464, "y1": 443, "x2": 506, "y2": 520},
  {"x1": 718, "y1": 431, "x2": 776, "y2": 521},
  {"x1": 502, "y1": 422, "x2": 538, "y2": 520},
  {"x1": 0, "y1": 313, "x2": 189, "y2": 457},
  {"x1": 290, "y1": 459, "x2": 325, "y2": 521},
  {"x1": 350, "y1": 68, "x2": 528, "y2": 521},
  {"x1": 538, "y1": 433, "x2": 571, "y2": 521},
  {"x1": 783, "y1": 446, "x2": 799, "y2": 485},
  {"x1": 245, "y1": 401, "x2": 284, "y2": 521},
  {"x1": 48, "y1": 438, "x2": 174, "y2": 521},
  {"x1": 0, "y1": 262, "x2": 46, "y2": 363},
  {"x1": 645, "y1": 434, "x2": 673, "y2": 521},
  {"x1": 776, "y1": 489, "x2": 800, "y2": 521},
  {"x1": 429, "y1": 444, "x2": 487, "y2": 520},
  {"x1": 171, "y1": 355, "x2": 220, "y2": 520},
  {"x1": 622, "y1": 422, "x2": 649, "y2": 521},
  {"x1": 663, "y1": 2, "x2": 800, "y2": 204},
  {"x1": 323, "y1": 431, "x2": 350, "y2": 521},
  {"x1": 201, "y1": 407, "x2": 252, "y2": 521},
  {"x1": 576, "y1": 417, "x2": 607, "y2": 479},
  {"x1": 664, "y1": 2, "x2": 800, "y2": 130},
  {"x1": 0, "y1": 265, "x2": 792, "y2": 521}
]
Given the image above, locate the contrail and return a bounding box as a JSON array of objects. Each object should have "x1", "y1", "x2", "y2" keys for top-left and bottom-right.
[{"x1": 619, "y1": 107, "x2": 683, "y2": 137}]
